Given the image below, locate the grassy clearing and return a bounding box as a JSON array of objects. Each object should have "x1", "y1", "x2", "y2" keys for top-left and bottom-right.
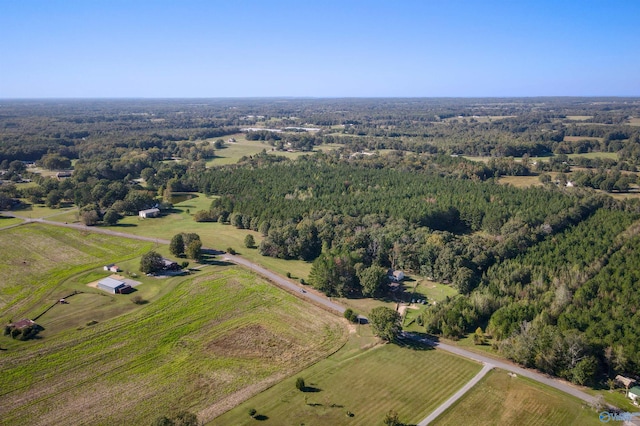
[
  {"x1": 565, "y1": 116, "x2": 593, "y2": 121},
  {"x1": 433, "y1": 369, "x2": 604, "y2": 426},
  {"x1": 0, "y1": 223, "x2": 153, "y2": 322},
  {"x1": 335, "y1": 276, "x2": 458, "y2": 323},
  {"x1": 629, "y1": 117, "x2": 640, "y2": 126},
  {"x1": 210, "y1": 337, "x2": 481, "y2": 426},
  {"x1": 567, "y1": 151, "x2": 618, "y2": 160},
  {"x1": 205, "y1": 134, "x2": 342, "y2": 166},
  {"x1": 498, "y1": 175, "x2": 544, "y2": 188},
  {"x1": 12, "y1": 203, "x2": 77, "y2": 219},
  {"x1": 590, "y1": 387, "x2": 638, "y2": 414},
  {"x1": 0, "y1": 216, "x2": 23, "y2": 228},
  {"x1": 563, "y1": 135, "x2": 602, "y2": 142},
  {"x1": 0, "y1": 267, "x2": 347, "y2": 426},
  {"x1": 65, "y1": 192, "x2": 314, "y2": 280}
]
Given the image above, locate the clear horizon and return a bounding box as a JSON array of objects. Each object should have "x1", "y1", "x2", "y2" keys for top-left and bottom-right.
[{"x1": 1, "y1": 0, "x2": 639, "y2": 98}]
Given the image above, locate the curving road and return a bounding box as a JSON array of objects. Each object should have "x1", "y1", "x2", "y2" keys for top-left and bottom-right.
[
  {"x1": 223, "y1": 254, "x2": 346, "y2": 314},
  {"x1": 401, "y1": 331, "x2": 598, "y2": 406},
  {"x1": 1, "y1": 210, "x2": 604, "y2": 411}
]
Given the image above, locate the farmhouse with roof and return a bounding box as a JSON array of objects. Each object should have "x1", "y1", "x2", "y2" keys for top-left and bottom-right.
[{"x1": 139, "y1": 208, "x2": 160, "y2": 218}]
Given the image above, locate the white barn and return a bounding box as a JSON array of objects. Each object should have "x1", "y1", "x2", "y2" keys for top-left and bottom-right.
[
  {"x1": 139, "y1": 208, "x2": 160, "y2": 218},
  {"x1": 97, "y1": 277, "x2": 128, "y2": 294}
]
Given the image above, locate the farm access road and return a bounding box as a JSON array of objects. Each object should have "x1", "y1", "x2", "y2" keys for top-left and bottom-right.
[{"x1": 2, "y1": 212, "x2": 603, "y2": 411}]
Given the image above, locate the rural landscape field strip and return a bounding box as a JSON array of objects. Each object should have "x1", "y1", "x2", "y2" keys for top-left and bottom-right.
[
  {"x1": 0, "y1": 267, "x2": 347, "y2": 426},
  {"x1": 210, "y1": 343, "x2": 482, "y2": 425},
  {"x1": 432, "y1": 369, "x2": 603, "y2": 426},
  {"x1": 0, "y1": 223, "x2": 153, "y2": 319}
]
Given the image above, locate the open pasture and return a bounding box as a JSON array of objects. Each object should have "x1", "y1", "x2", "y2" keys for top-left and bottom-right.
[
  {"x1": 0, "y1": 223, "x2": 153, "y2": 322},
  {"x1": 205, "y1": 134, "x2": 342, "y2": 166},
  {"x1": 87, "y1": 193, "x2": 314, "y2": 279},
  {"x1": 0, "y1": 267, "x2": 347, "y2": 426},
  {"x1": 210, "y1": 339, "x2": 481, "y2": 425},
  {"x1": 433, "y1": 369, "x2": 604, "y2": 425}
]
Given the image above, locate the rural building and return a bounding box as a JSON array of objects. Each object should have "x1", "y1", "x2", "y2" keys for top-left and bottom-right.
[
  {"x1": 161, "y1": 258, "x2": 179, "y2": 270},
  {"x1": 616, "y1": 375, "x2": 636, "y2": 389},
  {"x1": 103, "y1": 264, "x2": 120, "y2": 273},
  {"x1": 388, "y1": 270, "x2": 405, "y2": 282},
  {"x1": 56, "y1": 171, "x2": 73, "y2": 179},
  {"x1": 628, "y1": 386, "x2": 640, "y2": 405},
  {"x1": 97, "y1": 277, "x2": 132, "y2": 294},
  {"x1": 139, "y1": 208, "x2": 160, "y2": 218}
]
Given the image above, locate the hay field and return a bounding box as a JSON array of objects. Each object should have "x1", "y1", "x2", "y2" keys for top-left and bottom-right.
[
  {"x1": 0, "y1": 267, "x2": 347, "y2": 426},
  {"x1": 433, "y1": 369, "x2": 603, "y2": 426},
  {"x1": 210, "y1": 339, "x2": 481, "y2": 425},
  {"x1": 0, "y1": 223, "x2": 153, "y2": 321}
]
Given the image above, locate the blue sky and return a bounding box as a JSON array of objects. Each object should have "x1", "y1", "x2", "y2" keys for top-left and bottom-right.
[{"x1": 1, "y1": 0, "x2": 638, "y2": 97}]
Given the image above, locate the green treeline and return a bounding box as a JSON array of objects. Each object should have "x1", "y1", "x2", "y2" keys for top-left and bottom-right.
[{"x1": 423, "y1": 209, "x2": 640, "y2": 384}]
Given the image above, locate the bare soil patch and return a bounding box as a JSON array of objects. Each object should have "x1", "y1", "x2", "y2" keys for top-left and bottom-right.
[{"x1": 207, "y1": 324, "x2": 301, "y2": 362}]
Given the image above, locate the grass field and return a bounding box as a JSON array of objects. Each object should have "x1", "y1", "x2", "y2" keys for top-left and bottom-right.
[
  {"x1": 0, "y1": 223, "x2": 154, "y2": 323},
  {"x1": 0, "y1": 215, "x2": 23, "y2": 228},
  {"x1": 48, "y1": 192, "x2": 315, "y2": 280},
  {"x1": 433, "y1": 369, "x2": 605, "y2": 426},
  {"x1": 565, "y1": 116, "x2": 593, "y2": 121},
  {"x1": 627, "y1": 117, "x2": 640, "y2": 126},
  {"x1": 498, "y1": 175, "x2": 544, "y2": 188},
  {"x1": 205, "y1": 134, "x2": 343, "y2": 166},
  {"x1": 0, "y1": 266, "x2": 347, "y2": 426},
  {"x1": 210, "y1": 336, "x2": 481, "y2": 426}
]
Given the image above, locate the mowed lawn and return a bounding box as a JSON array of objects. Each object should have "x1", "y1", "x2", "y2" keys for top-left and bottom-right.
[
  {"x1": 0, "y1": 267, "x2": 347, "y2": 426},
  {"x1": 210, "y1": 340, "x2": 481, "y2": 426},
  {"x1": 0, "y1": 223, "x2": 153, "y2": 321},
  {"x1": 433, "y1": 369, "x2": 604, "y2": 426},
  {"x1": 64, "y1": 192, "x2": 315, "y2": 280},
  {"x1": 206, "y1": 134, "x2": 343, "y2": 166}
]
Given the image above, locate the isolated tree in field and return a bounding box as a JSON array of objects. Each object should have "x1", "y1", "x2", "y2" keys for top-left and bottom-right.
[
  {"x1": 170, "y1": 233, "x2": 185, "y2": 256},
  {"x1": 383, "y1": 409, "x2": 401, "y2": 426},
  {"x1": 186, "y1": 239, "x2": 202, "y2": 261},
  {"x1": 369, "y1": 306, "x2": 402, "y2": 342},
  {"x1": 295, "y1": 377, "x2": 306, "y2": 391},
  {"x1": 140, "y1": 251, "x2": 164, "y2": 274},
  {"x1": 244, "y1": 234, "x2": 255, "y2": 248}
]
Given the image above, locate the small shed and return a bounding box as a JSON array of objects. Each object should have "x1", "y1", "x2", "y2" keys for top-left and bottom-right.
[
  {"x1": 629, "y1": 386, "x2": 640, "y2": 405},
  {"x1": 97, "y1": 277, "x2": 131, "y2": 294},
  {"x1": 103, "y1": 263, "x2": 120, "y2": 273},
  {"x1": 139, "y1": 208, "x2": 160, "y2": 218}
]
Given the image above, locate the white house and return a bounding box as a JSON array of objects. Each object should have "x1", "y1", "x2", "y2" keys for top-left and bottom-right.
[
  {"x1": 629, "y1": 386, "x2": 640, "y2": 405},
  {"x1": 139, "y1": 208, "x2": 160, "y2": 218}
]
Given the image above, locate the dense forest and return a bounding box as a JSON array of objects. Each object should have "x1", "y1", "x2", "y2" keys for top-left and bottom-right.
[{"x1": 2, "y1": 98, "x2": 640, "y2": 386}]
